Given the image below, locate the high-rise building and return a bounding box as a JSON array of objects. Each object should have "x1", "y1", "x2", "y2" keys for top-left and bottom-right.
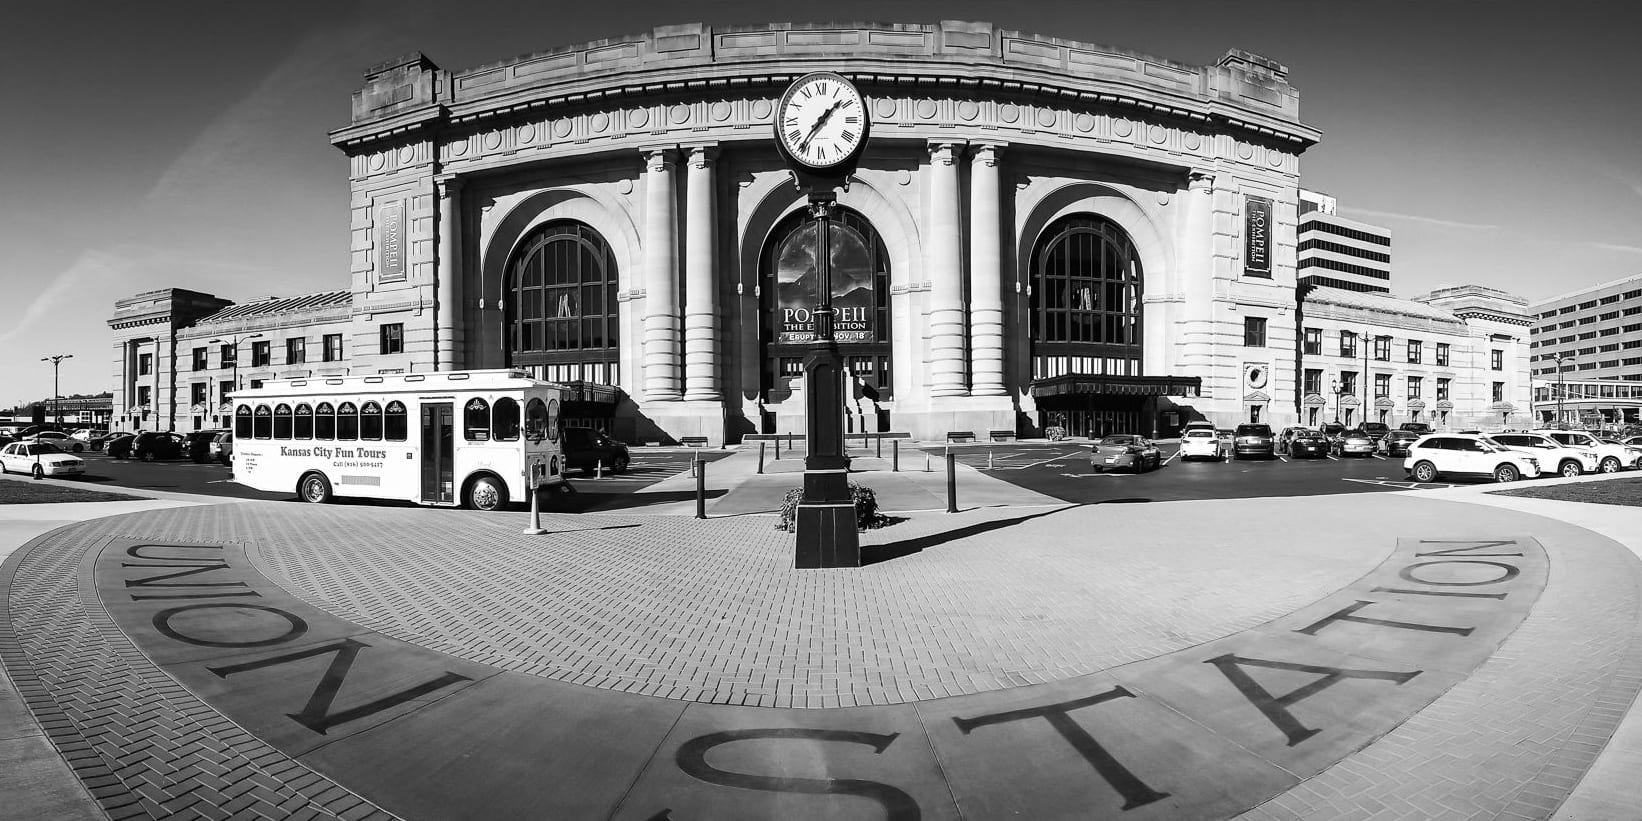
[
  {"x1": 1528, "y1": 273, "x2": 1642, "y2": 427},
  {"x1": 1297, "y1": 189, "x2": 1391, "y2": 294}
]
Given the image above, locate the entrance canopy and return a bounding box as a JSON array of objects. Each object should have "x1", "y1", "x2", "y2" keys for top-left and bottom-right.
[{"x1": 1030, "y1": 374, "x2": 1203, "y2": 399}]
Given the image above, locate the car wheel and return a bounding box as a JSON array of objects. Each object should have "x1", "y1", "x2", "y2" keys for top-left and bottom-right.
[
  {"x1": 32, "y1": 464, "x2": 44, "y2": 480},
  {"x1": 1559, "y1": 461, "x2": 1582, "y2": 479},
  {"x1": 611, "y1": 454, "x2": 630, "y2": 474},
  {"x1": 298, "y1": 472, "x2": 333, "y2": 504},
  {"x1": 1091, "y1": 464, "x2": 1103, "y2": 473},
  {"x1": 73, "y1": 444, "x2": 84, "y2": 453},
  {"x1": 1412, "y1": 461, "x2": 1438, "y2": 483},
  {"x1": 1599, "y1": 457, "x2": 1621, "y2": 474},
  {"x1": 140, "y1": 450, "x2": 154, "y2": 462},
  {"x1": 1493, "y1": 463, "x2": 1520, "y2": 483},
  {"x1": 465, "y1": 475, "x2": 508, "y2": 511}
]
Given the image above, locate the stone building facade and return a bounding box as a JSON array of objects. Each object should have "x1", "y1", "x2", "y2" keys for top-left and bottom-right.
[{"x1": 107, "y1": 21, "x2": 1532, "y2": 440}]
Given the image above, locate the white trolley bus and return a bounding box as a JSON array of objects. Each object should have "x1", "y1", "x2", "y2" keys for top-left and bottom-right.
[{"x1": 230, "y1": 370, "x2": 569, "y2": 510}]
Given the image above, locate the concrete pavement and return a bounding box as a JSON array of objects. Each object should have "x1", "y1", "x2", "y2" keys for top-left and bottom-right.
[{"x1": 2, "y1": 454, "x2": 1640, "y2": 819}]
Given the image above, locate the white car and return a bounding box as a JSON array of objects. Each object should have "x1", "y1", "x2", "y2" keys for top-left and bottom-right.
[
  {"x1": 25, "y1": 431, "x2": 85, "y2": 453},
  {"x1": 1403, "y1": 434, "x2": 1539, "y2": 483},
  {"x1": 1531, "y1": 429, "x2": 1634, "y2": 473},
  {"x1": 0, "y1": 442, "x2": 86, "y2": 478},
  {"x1": 1489, "y1": 432, "x2": 1597, "y2": 478},
  {"x1": 1178, "y1": 427, "x2": 1223, "y2": 461}
]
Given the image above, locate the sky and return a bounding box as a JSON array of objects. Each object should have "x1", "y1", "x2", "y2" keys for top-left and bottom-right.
[{"x1": 3, "y1": 0, "x2": 1640, "y2": 405}]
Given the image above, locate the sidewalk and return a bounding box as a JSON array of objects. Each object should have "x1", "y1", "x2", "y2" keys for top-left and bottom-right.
[{"x1": 2, "y1": 465, "x2": 1640, "y2": 819}]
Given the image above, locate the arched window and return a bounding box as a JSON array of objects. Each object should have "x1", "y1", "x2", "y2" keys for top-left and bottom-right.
[
  {"x1": 294, "y1": 403, "x2": 314, "y2": 440},
  {"x1": 315, "y1": 402, "x2": 336, "y2": 440},
  {"x1": 273, "y1": 403, "x2": 293, "y2": 439},
  {"x1": 1028, "y1": 214, "x2": 1144, "y2": 379},
  {"x1": 253, "y1": 405, "x2": 273, "y2": 439},
  {"x1": 507, "y1": 221, "x2": 620, "y2": 384},
  {"x1": 464, "y1": 397, "x2": 490, "y2": 442},
  {"x1": 525, "y1": 398, "x2": 549, "y2": 442},
  {"x1": 360, "y1": 401, "x2": 383, "y2": 441},
  {"x1": 492, "y1": 397, "x2": 520, "y2": 441},
  {"x1": 336, "y1": 402, "x2": 359, "y2": 440},
  {"x1": 760, "y1": 206, "x2": 892, "y2": 400},
  {"x1": 385, "y1": 400, "x2": 407, "y2": 441},
  {"x1": 235, "y1": 405, "x2": 253, "y2": 438}
]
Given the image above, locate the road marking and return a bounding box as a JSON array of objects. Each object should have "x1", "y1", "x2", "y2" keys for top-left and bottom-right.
[
  {"x1": 1326, "y1": 455, "x2": 1339, "y2": 461},
  {"x1": 1017, "y1": 450, "x2": 1089, "y2": 470},
  {"x1": 1278, "y1": 456, "x2": 1289, "y2": 463},
  {"x1": 1058, "y1": 472, "x2": 1116, "y2": 478},
  {"x1": 1342, "y1": 477, "x2": 1456, "y2": 490}
]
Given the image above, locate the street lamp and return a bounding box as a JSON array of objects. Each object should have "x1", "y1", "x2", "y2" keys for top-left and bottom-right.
[
  {"x1": 1360, "y1": 328, "x2": 1374, "y2": 428},
  {"x1": 207, "y1": 333, "x2": 263, "y2": 412},
  {"x1": 39, "y1": 354, "x2": 72, "y2": 480},
  {"x1": 1553, "y1": 353, "x2": 1570, "y2": 428}
]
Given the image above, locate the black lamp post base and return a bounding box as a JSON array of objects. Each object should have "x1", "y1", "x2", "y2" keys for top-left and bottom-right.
[{"x1": 794, "y1": 501, "x2": 860, "y2": 568}]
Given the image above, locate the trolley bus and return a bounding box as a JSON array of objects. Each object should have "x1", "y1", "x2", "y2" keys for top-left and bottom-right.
[{"x1": 230, "y1": 370, "x2": 569, "y2": 510}]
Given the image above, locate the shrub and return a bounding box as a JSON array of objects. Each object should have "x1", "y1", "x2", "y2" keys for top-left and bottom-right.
[{"x1": 776, "y1": 483, "x2": 888, "y2": 532}]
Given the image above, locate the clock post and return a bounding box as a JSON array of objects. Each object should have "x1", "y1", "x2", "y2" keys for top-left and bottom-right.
[{"x1": 772, "y1": 72, "x2": 870, "y2": 569}]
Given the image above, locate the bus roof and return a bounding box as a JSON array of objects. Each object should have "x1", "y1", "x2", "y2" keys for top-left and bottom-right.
[{"x1": 233, "y1": 369, "x2": 555, "y2": 398}]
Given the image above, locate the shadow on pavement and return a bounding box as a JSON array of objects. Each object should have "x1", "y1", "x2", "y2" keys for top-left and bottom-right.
[{"x1": 863, "y1": 505, "x2": 1075, "y2": 566}]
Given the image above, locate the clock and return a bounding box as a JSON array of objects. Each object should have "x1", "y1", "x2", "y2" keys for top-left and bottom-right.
[{"x1": 774, "y1": 72, "x2": 869, "y2": 172}]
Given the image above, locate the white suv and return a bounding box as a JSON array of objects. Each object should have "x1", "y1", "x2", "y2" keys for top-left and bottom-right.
[
  {"x1": 1404, "y1": 434, "x2": 1540, "y2": 483},
  {"x1": 1490, "y1": 432, "x2": 1597, "y2": 478},
  {"x1": 1531, "y1": 429, "x2": 1634, "y2": 473}
]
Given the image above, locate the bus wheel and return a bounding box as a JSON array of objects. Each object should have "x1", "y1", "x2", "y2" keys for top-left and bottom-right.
[
  {"x1": 466, "y1": 476, "x2": 508, "y2": 512},
  {"x1": 298, "y1": 472, "x2": 333, "y2": 504}
]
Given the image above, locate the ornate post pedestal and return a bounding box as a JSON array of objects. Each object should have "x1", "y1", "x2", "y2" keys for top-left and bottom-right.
[{"x1": 794, "y1": 195, "x2": 860, "y2": 568}]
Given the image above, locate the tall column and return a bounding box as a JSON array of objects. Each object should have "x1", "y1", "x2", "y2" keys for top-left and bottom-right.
[
  {"x1": 435, "y1": 174, "x2": 463, "y2": 371},
  {"x1": 927, "y1": 141, "x2": 968, "y2": 397},
  {"x1": 969, "y1": 143, "x2": 1006, "y2": 396},
  {"x1": 682, "y1": 146, "x2": 721, "y2": 401},
  {"x1": 642, "y1": 148, "x2": 682, "y2": 400}
]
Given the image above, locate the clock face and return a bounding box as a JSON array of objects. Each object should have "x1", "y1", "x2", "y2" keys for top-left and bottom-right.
[{"x1": 775, "y1": 72, "x2": 867, "y2": 170}]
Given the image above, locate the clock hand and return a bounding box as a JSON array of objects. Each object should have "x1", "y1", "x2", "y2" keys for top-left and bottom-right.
[{"x1": 799, "y1": 100, "x2": 844, "y2": 151}]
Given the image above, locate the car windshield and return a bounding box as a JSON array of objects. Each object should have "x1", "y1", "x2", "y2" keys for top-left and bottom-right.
[{"x1": 26, "y1": 443, "x2": 64, "y2": 455}]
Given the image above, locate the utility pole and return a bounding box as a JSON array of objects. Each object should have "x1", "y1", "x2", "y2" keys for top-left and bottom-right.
[{"x1": 42, "y1": 354, "x2": 73, "y2": 426}]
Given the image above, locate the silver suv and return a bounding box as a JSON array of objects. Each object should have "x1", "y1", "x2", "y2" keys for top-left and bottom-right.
[{"x1": 1531, "y1": 429, "x2": 1634, "y2": 473}]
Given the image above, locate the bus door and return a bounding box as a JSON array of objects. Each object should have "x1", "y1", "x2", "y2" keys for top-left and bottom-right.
[{"x1": 421, "y1": 402, "x2": 454, "y2": 504}]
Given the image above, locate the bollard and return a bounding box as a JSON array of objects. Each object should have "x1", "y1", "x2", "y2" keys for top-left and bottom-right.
[
  {"x1": 875, "y1": 434, "x2": 882, "y2": 459},
  {"x1": 695, "y1": 457, "x2": 707, "y2": 519},
  {"x1": 523, "y1": 484, "x2": 547, "y2": 535},
  {"x1": 758, "y1": 441, "x2": 766, "y2": 474},
  {"x1": 596, "y1": 459, "x2": 604, "y2": 479},
  {"x1": 988, "y1": 448, "x2": 994, "y2": 470},
  {"x1": 775, "y1": 435, "x2": 781, "y2": 460},
  {"x1": 946, "y1": 450, "x2": 958, "y2": 513},
  {"x1": 925, "y1": 450, "x2": 931, "y2": 472},
  {"x1": 892, "y1": 439, "x2": 899, "y2": 472},
  {"x1": 690, "y1": 458, "x2": 697, "y2": 479}
]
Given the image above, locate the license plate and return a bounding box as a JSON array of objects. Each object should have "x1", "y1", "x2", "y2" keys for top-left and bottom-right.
[{"x1": 1105, "y1": 457, "x2": 1118, "y2": 463}]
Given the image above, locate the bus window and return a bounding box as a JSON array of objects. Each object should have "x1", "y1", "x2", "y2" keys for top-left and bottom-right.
[
  {"x1": 547, "y1": 398, "x2": 560, "y2": 441},
  {"x1": 361, "y1": 401, "x2": 383, "y2": 440},
  {"x1": 235, "y1": 405, "x2": 253, "y2": 438},
  {"x1": 337, "y1": 402, "x2": 359, "y2": 440},
  {"x1": 315, "y1": 402, "x2": 336, "y2": 440},
  {"x1": 273, "y1": 404, "x2": 293, "y2": 439},
  {"x1": 525, "y1": 398, "x2": 548, "y2": 442},
  {"x1": 492, "y1": 397, "x2": 520, "y2": 441},
  {"x1": 294, "y1": 403, "x2": 314, "y2": 439},
  {"x1": 253, "y1": 405, "x2": 273, "y2": 440},
  {"x1": 465, "y1": 398, "x2": 490, "y2": 441},
  {"x1": 385, "y1": 400, "x2": 407, "y2": 441}
]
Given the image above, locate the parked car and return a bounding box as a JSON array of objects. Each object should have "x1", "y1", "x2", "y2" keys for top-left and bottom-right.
[
  {"x1": 88, "y1": 430, "x2": 126, "y2": 452},
  {"x1": 211, "y1": 431, "x2": 234, "y2": 466},
  {"x1": 25, "y1": 431, "x2": 85, "y2": 453},
  {"x1": 1090, "y1": 434, "x2": 1162, "y2": 473},
  {"x1": 1360, "y1": 422, "x2": 1392, "y2": 443},
  {"x1": 130, "y1": 431, "x2": 188, "y2": 462},
  {"x1": 1232, "y1": 424, "x2": 1275, "y2": 460},
  {"x1": 0, "y1": 442, "x2": 85, "y2": 479},
  {"x1": 1530, "y1": 429, "x2": 1633, "y2": 473},
  {"x1": 104, "y1": 433, "x2": 137, "y2": 459},
  {"x1": 1287, "y1": 430, "x2": 1332, "y2": 459},
  {"x1": 186, "y1": 429, "x2": 227, "y2": 463},
  {"x1": 1379, "y1": 430, "x2": 1422, "y2": 458},
  {"x1": 561, "y1": 426, "x2": 629, "y2": 474},
  {"x1": 1398, "y1": 422, "x2": 1433, "y2": 435},
  {"x1": 1275, "y1": 426, "x2": 1317, "y2": 456},
  {"x1": 1178, "y1": 427, "x2": 1223, "y2": 461},
  {"x1": 1332, "y1": 429, "x2": 1378, "y2": 458},
  {"x1": 1320, "y1": 422, "x2": 1347, "y2": 440},
  {"x1": 1601, "y1": 437, "x2": 1642, "y2": 468},
  {"x1": 1491, "y1": 432, "x2": 1598, "y2": 478},
  {"x1": 1404, "y1": 434, "x2": 1539, "y2": 483}
]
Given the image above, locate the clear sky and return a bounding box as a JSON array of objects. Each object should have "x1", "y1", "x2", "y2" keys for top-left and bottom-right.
[{"x1": 3, "y1": 0, "x2": 1639, "y2": 405}]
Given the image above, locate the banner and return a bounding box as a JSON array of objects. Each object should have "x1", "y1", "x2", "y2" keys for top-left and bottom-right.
[
  {"x1": 1244, "y1": 195, "x2": 1272, "y2": 276},
  {"x1": 775, "y1": 222, "x2": 875, "y2": 344}
]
